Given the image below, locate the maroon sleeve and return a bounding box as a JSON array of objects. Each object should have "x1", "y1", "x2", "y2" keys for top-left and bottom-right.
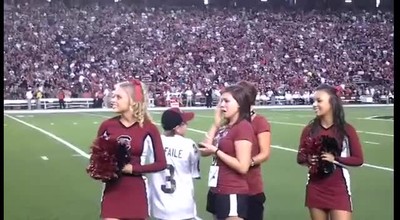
[
  {"x1": 233, "y1": 120, "x2": 255, "y2": 142},
  {"x1": 132, "y1": 123, "x2": 167, "y2": 173},
  {"x1": 96, "y1": 120, "x2": 109, "y2": 137},
  {"x1": 297, "y1": 126, "x2": 310, "y2": 165},
  {"x1": 336, "y1": 124, "x2": 364, "y2": 166},
  {"x1": 253, "y1": 116, "x2": 271, "y2": 134}
]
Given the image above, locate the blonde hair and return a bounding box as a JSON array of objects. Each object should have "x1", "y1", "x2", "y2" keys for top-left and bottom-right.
[{"x1": 116, "y1": 81, "x2": 153, "y2": 127}]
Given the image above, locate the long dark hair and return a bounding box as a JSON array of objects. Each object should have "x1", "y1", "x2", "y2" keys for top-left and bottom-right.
[
  {"x1": 221, "y1": 85, "x2": 252, "y2": 126},
  {"x1": 309, "y1": 84, "x2": 347, "y2": 144}
]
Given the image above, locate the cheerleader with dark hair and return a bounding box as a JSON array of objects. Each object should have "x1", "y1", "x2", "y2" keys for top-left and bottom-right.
[{"x1": 297, "y1": 84, "x2": 364, "y2": 220}]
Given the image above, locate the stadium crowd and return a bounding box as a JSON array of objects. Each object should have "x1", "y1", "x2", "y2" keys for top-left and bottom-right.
[{"x1": 4, "y1": 2, "x2": 394, "y2": 104}]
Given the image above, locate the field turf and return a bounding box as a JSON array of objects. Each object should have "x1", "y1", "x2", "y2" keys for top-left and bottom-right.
[{"x1": 4, "y1": 106, "x2": 393, "y2": 220}]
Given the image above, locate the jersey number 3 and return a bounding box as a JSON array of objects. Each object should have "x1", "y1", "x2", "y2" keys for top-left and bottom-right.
[{"x1": 161, "y1": 164, "x2": 176, "y2": 194}]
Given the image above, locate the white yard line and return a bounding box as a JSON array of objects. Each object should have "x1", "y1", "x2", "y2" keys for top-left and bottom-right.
[
  {"x1": 86, "y1": 113, "x2": 393, "y2": 172},
  {"x1": 179, "y1": 114, "x2": 394, "y2": 137},
  {"x1": 5, "y1": 114, "x2": 90, "y2": 159},
  {"x1": 357, "y1": 117, "x2": 393, "y2": 122},
  {"x1": 364, "y1": 141, "x2": 380, "y2": 145}
]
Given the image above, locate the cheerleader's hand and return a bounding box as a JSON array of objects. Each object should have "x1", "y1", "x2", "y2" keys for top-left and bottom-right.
[
  {"x1": 307, "y1": 154, "x2": 319, "y2": 165},
  {"x1": 122, "y1": 164, "x2": 133, "y2": 174},
  {"x1": 321, "y1": 152, "x2": 335, "y2": 163}
]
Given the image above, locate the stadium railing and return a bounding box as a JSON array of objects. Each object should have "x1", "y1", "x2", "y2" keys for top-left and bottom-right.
[
  {"x1": 3, "y1": 98, "x2": 157, "y2": 110},
  {"x1": 4, "y1": 98, "x2": 94, "y2": 110},
  {"x1": 3, "y1": 101, "x2": 393, "y2": 115},
  {"x1": 4, "y1": 94, "x2": 393, "y2": 111}
]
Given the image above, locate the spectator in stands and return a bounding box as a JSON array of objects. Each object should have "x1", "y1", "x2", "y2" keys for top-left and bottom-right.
[
  {"x1": 26, "y1": 88, "x2": 33, "y2": 110},
  {"x1": 57, "y1": 88, "x2": 66, "y2": 109},
  {"x1": 3, "y1": 3, "x2": 393, "y2": 106},
  {"x1": 303, "y1": 90, "x2": 311, "y2": 105},
  {"x1": 205, "y1": 86, "x2": 213, "y2": 108},
  {"x1": 35, "y1": 89, "x2": 43, "y2": 109},
  {"x1": 103, "y1": 85, "x2": 112, "y2": 108},
  {"x1": 165, "y1": 90, "x2": 171, "y2": 107},
  {"x1": 94, "y1": 90, "x2": 104, "y2": 108},
  {"x1": 285, "y1": 91, "x2": 293, "y2": 105},
  {"x1": 185, "y1": 87, "x2": 194, "y2": 107}
]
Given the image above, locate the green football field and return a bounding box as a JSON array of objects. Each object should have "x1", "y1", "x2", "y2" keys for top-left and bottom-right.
[{"x1": 4, "y1": 106, "x2": 393, "y2": 220}]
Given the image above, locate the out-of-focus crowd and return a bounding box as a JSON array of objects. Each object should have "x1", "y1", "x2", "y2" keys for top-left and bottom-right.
[{"x1": 4, "y1": 2, "x2": 393, "y2": 104}]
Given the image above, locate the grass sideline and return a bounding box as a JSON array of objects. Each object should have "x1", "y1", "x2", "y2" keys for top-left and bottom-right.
[{"x1": 4, "y1": 106, "x2": 393, "y2": 220}]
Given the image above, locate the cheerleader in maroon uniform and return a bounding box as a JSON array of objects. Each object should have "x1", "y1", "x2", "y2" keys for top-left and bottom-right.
[
  {"x1": 88, "y1": 80, "x2": 167, "y2": 220},
  {"x1": 297, "y1": 84, "x2": 364, "y2": 220}
]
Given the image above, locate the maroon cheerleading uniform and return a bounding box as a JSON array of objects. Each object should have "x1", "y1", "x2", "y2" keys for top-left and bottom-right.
[
  {"x1": 97, "y1": 116, "x2": 167, "y2": 219},
  {"x1": 297, "y1": 123, "x2": 364, "y2": 212}
]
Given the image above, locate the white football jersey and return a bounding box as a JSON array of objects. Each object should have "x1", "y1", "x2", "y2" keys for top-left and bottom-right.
[{"x1": 147, "y1": 134, "x2": 201, "y2": 220}]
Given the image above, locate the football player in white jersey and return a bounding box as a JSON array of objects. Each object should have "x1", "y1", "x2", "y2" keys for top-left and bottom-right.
[{"x1": 147, "y1": 107, "x2": 201, "y2": 220}]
